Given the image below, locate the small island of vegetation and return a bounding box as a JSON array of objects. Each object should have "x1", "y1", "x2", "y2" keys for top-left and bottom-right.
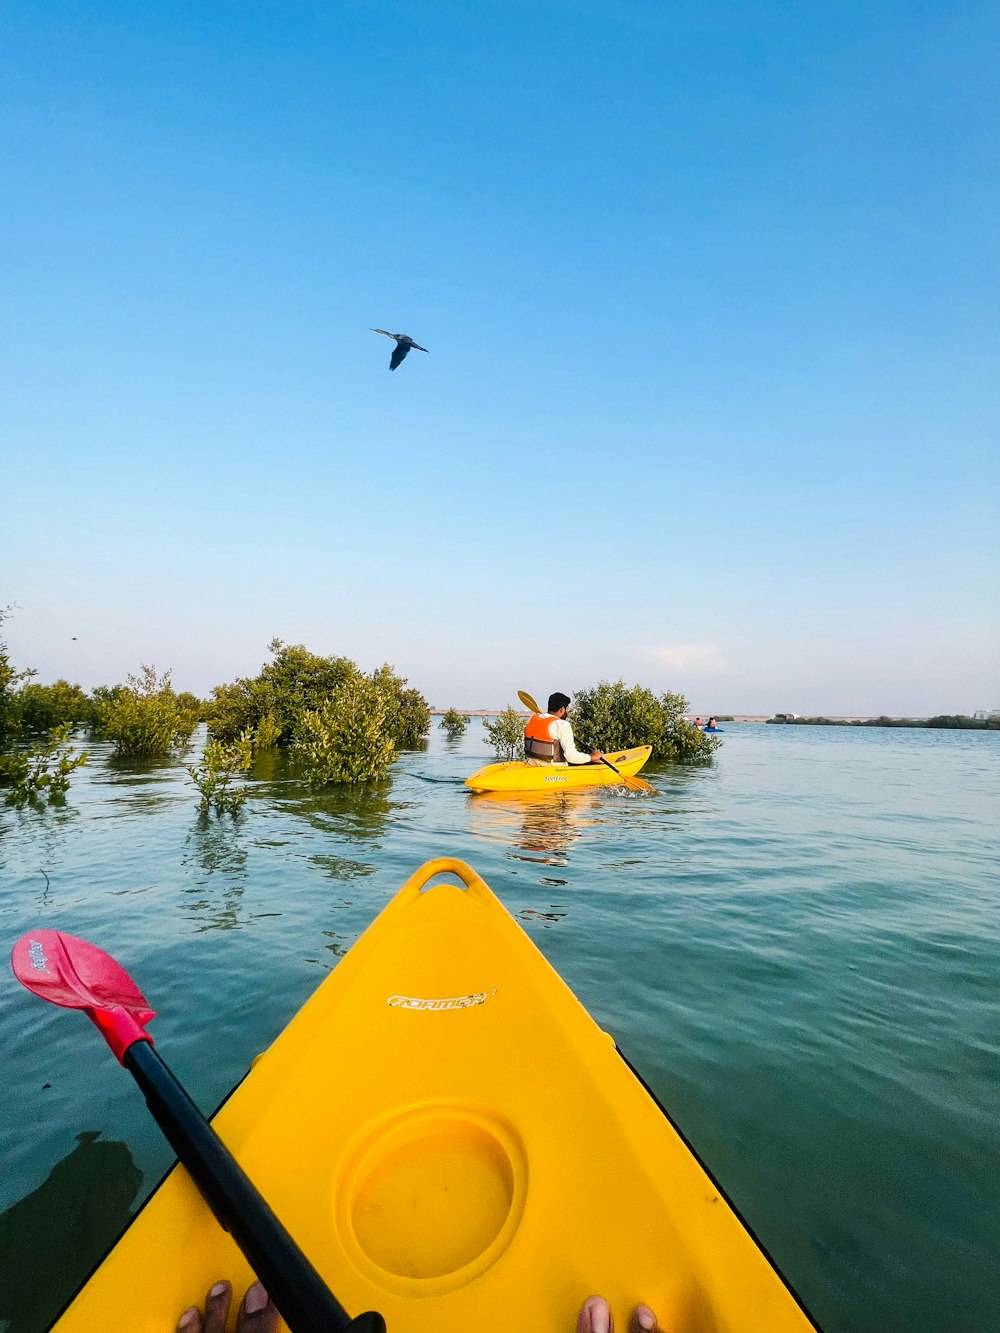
[{"x1": 767, "y1": 713, "x2": 999, "y2": 730}]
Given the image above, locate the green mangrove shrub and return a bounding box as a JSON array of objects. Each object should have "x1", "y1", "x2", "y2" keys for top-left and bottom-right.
[
  {"x1": 187, "y1": 729, "x2": 253, "y2": 815},
  {"x1": 86, "y1": 683, "x2": 125, "y2": 732},
  {"x1": 570, "y1": 680, "x2": 719, "y2": 762},
  {"x1": 207, "y1": 641, "x2": 360, "y2": 745},
  {"x1": 439, "y1": 708, "x2": 469, "y2": 739},
  {"x1": 175, "y1": 691, "x2": 204, "y2": 727},
  {"x1": 206, "y1": 642, "x2": 431, "y2": 768},
  {"x1": 294, "y1": 675, "x2": 396, "y2": 784},
  {"x1": 97, "y1": 665, "x2": 199, "y2": 758},
  {"x1": 482, "y1": 706, "x2": 525, "y2": 762},
  {"x1": 253, "y1": 710, "x2": 283, "y2": 750},
  {"x1": 14, "y1": 680, "x2": 91, "y2": 734},
  {"x1": 0, "y1": 723, "x2": 89, "y2": 806},
  {"x1": 397, "y1": 687, "x2": 432, "y2": 746},
  {"x1": 371, "y1": 663, "x2": 432, "y2": 748}
]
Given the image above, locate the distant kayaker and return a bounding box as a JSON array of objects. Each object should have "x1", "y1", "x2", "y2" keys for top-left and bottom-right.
[
  {"x1": 177, "y1": 1281, "x2": 662, "y2": 1333},
  {"x1": 706, "y1": 717, "x2": 717, "y2": 730},
  {"x1": 524, "y1": 692, "x2": 603, "y2": 766},
  {"x1": 693, "y1": 717, "x2": 703, "y2": 728}
]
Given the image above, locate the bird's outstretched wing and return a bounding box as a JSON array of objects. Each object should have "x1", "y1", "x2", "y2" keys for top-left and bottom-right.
[
  {"x1": 371, "y1": 328, "x2": 396, "y2": 339},
  {"x1": 389, "y1": 342, "x2": 410, "y2": 370}
]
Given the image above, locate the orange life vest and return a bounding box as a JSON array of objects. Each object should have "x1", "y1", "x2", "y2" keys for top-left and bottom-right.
[{"x1": 524, "y1": 712, "x2": 565, "y2": 763}]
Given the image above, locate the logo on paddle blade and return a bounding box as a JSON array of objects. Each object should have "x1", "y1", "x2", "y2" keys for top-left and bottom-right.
[
  {"x1": 388, "y1": 993, "x2": 487, "y2": 1011},
  {"x1": 28, "y1": 939, "x2": 48, "y2": 973}
]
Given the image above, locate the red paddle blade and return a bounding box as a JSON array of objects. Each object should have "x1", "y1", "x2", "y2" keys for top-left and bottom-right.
[{"x1": 12, "y1": 930, "x2": 156, "y2": 1064}]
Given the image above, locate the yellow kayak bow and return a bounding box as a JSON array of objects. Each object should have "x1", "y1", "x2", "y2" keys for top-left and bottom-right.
[{"x1": 52, "y1": 859, "x2": 817, "y2": 1333}]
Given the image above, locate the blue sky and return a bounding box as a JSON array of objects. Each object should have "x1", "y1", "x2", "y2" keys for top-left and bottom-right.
[{"x1": 2, "y1": 0, "x2": 997, "y2": 714}]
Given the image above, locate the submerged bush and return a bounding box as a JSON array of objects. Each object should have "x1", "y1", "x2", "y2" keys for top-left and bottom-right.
[
  {"x1": 439, "y1": 707, "x2": 469, "y2": 739},
  {"x1": 207, "y1": 642, "x2": 431, "y2": 751},
  {"x1": 12, "y1": 680, "x2": 91, "y2": 734},
  {"x1": 187, "y1": 730, "x2": 253, "y2": 815},
  {"x1": 206, "y1": 641, "x2": 359, "y2": 745},
  {"x1": 204, "y1": 676, "x2": 268, "y2": 744},
  {"x1": 253, "y1": 710, "x2": 283, "y2": 750},
  {"x1": 571, "y1": 680, "x2": 719, "y2": 762},
  {"x1": 97, "y1": 665, "x2": 199, "y2": 758},
  {"x1": 0, "y1": 723, "x2": 89, "y2": 806},
  {"x1": 205, "y1": 642, "x2": 431, "y2": 783},
  {"x1": 294, "y1": 676, "x2": 396, "y2": 784},
  {"x1": 482, "y1": 706, "x2": 525, "y2": 762},
  {"x1": 371, "y1": 664, "x2": 432, "y2": 748}
]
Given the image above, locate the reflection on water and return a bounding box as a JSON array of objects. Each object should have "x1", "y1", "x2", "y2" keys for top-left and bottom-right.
[
  {"x1": 0, "y1": 1131, "x2": 141, "y2": 1333},
  {"x1": 173, "y1": 745, "x2": 401, "y2": 933},
  {"x1": 310, "y1": 854, "x2": 375, "y2": 880},
  {"x1": 321, "y1": 928, "x2": 350, "y2": 957},
  {"x1": 181, "y1": 813, "x2": 250, "y2": 932},
  {"x1": 257, "y1": 760, "x2": 396, "y2": 846},
  {"x1": 246, "y1": 746, "x2": 282, "y2": 784},
  {"x1": 467, "y1": 790, "x2": 604, "y2": 875},
  {"x1": 183, "y1": 883, "x2": 247, "y2": 933},
  {"x1": 4, "y1": 807, "x2": 81, "y2": 910},
  {"x1": 519, "y1": 905, "x2": 567, "y2": 928},
  {"x1": 101, "y1": 754, "x2": 190, "y2": 814},
  {"x1": 185, "y1": 813, "x2": 249, "y2": 879}
]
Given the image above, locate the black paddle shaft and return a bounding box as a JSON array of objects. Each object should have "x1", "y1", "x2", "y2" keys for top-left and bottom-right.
[{"x1": 124, "y1": 1041, "x2": 384, "y2": 1333}]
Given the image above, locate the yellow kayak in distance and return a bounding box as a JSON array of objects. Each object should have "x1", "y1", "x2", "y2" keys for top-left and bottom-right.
[
  {"x1": 465, "y1": 744, "x2": 653, "y2": 793},
  {"x1": 52, "y1": 857, "x2": 818, "y2": 1333}
]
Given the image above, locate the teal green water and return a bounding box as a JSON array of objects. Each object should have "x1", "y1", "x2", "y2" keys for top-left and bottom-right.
[{"x1": 1, "y1": 724, "x2": 997, "y2": 1332}]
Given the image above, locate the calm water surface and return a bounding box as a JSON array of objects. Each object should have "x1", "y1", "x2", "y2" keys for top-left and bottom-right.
[{"x1": 0, "y1": 724, "x2": 997, "y2": 1332}]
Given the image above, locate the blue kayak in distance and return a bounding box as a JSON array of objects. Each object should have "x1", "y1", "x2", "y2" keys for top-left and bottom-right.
[{"x1": 703, "y1": 727, "x2": 724, "y2": 733}]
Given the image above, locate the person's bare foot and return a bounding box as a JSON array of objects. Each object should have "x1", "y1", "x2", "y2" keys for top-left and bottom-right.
[
  {"x1": 577, "y1": 1294, "x2": 660, "y2": 1333},
  {"x1": 177, "y1": 1279, "x2": 280, "y2": 1333}
]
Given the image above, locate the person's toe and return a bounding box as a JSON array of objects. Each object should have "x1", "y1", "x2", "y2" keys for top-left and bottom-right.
[
  {"x1": 629, "y1": 1304, "x2": 659, "y2": 1333},
  {"x1": 237, "y1": 1282, "x2": 280, "y2": 1332},
  {"x1": 577, "y1": 1295, "x2": 614, "y2": 1333},
  {"x1": 194, "y1": 1281, "x2": 231, "y2": 1333}
]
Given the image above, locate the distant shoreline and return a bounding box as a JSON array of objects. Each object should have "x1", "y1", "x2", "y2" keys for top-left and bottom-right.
[
  {"x1": 429, "y1": 710, "x2": 999, "y2": 731},
  {"x1": 762, "y1": 714, "x2": 999, "y2": 730}
]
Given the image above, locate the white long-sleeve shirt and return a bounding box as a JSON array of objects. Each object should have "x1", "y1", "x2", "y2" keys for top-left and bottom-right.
[{"x1": 533, "y1": 714, "x2": 592, "y2": 765}]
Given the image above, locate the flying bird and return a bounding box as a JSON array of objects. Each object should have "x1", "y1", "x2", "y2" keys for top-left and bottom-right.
[{"x1": 371, "y1": 328, "x2": 429, "y2": 371}]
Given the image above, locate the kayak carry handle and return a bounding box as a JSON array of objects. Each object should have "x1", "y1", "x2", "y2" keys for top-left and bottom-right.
[{"x1": 396, "y1": 858, "x2": 494, "y2": 906}]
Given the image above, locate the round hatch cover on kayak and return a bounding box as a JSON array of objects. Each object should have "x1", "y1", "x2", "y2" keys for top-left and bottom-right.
[{"x1": 336, "y1": 1102, "x2": 527, "y2": 1295}]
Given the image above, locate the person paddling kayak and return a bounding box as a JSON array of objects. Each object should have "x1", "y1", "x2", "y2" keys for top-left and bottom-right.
[{"x1": 524, "y1": 692, "x2": 603, "y2": 766}]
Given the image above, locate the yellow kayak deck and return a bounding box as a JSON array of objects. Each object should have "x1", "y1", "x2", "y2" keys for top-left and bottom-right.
[
  {"x1": 465, "y1": 745, "x2": 652, "y2": 793},
  {"x1": 54, "y1": 858, "x2": 816, "y2": 1333}
]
